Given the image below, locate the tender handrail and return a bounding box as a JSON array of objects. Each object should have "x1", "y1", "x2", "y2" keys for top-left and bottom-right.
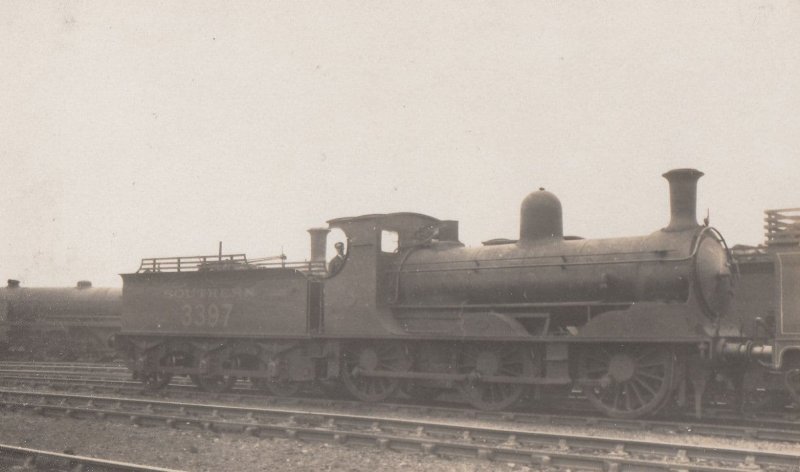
[{"x1": 136, "y1": 253, "x2": 327, "y2": 274}]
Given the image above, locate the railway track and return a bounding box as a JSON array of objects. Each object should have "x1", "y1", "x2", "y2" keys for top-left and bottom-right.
[
  {"x1": 3, "y1": 365, "x2": 800, "y2": 446},
  {"x1": 0, "y1": 361, "x2": 129, "y2": 376},
  {"x1": 1, "y1": 388, "x2": 799, "y2": 471},
  {"x1": 0, "y1": 443, "x2": 184, "y2": 471},
  {"x1": 0, "y1": 361, "x2": 126, "y2": 369}
]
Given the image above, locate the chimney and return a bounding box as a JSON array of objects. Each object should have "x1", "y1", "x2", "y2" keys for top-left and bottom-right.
[
  {"x1": 308, "y1": 228, "x2": 330, "y2": 264},
  {"x1": 77, "y1": 280, "x2": 92, "y2": 289},
  {"x1": 7, "y1": 279, "x2": 20, "y2": 289},
  {"x1": 663, "y1": 168, "x2": 704, "y2": 232}
]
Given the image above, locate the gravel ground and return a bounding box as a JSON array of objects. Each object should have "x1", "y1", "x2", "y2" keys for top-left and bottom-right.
[
  {"x1": 1, "y1": 384, "x2": 799, "y2": 471},
  {"x1": 0, "y1": 411, "x2": 525, "y2": 472}
]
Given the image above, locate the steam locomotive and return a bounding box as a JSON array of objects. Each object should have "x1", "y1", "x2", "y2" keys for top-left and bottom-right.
[
  {"x1": 0, "y1": 280, "x2": 120, "y2": 361},
  {"x1": 107, "y1": 169, "x2": 798, "y2": 418},
  {"x1": 722, "y1": 208, "x2": 800, "y2": 408}
]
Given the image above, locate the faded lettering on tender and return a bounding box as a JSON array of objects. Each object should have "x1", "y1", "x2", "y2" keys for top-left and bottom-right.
[{"x1": 164, "y1": 287, "x2": 257, "y2": 299}]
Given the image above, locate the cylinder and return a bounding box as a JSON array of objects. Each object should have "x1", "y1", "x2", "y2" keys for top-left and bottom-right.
[
  {"x1": 308, "y1": 228, "x2": 330, "y2": 264},
  {"x1": 663, "y1": 168, "x2": 703, "y2": 232}
]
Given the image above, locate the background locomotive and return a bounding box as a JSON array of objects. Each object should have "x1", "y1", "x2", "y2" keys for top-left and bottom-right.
[
  {"x1": 117, "y1": 167, "x2": 796, "y2": 419},
  {"x1": 722, "y1": 207, "x2": 800, "y2": 407},
  {"x1": 0, "y1": 280, "x2": 120, "y2": 361}
]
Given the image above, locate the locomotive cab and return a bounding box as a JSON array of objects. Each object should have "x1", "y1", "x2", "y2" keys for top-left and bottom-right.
[{"x1": 320, "y1": 213, "x2": 461, "y2": 336}]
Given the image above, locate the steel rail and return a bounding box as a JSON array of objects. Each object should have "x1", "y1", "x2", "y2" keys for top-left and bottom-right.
[
  {"x1": 0, "y1": 361, "x2": 124, "y2": 368},
  {"x1": 0, "y1": 443, "x2": 184, "y2": 472},
  {"x1": 0, "y1": 369, "x2": 129, "y2": 378},
  {"x1": 0, "y1": 362, "x2": 127, "y2": 374},
  {"x1": 0, "y1": 373, "x2": 190, "y2": 388},
  {"x1": 2, "y1": 371, "x2": 800, "y2": 445},
  {"x1": 1, "y1": 389, "x2": 799, "y2": 471}
]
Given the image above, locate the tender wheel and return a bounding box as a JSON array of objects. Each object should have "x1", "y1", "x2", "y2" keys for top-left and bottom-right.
[
  {"x1": 248, "y1": 353, "x2": 301, "y2": 397},
  {"x1": 141, "y1": 347, "x2": 193, "y2": 392},
  {"x1": 579, "y1": 345, "x2": 675, "y2": 419},
  {"x1": 457, "y1": 344, "x2": 534, "y2": 411},
  {"x1": 192, "y1": 354, "x2": 237, "y2": 393},
  {"x1": 341, "y1": 343, "x2": 411, "y2": 402},
  {"x1": 225, "y1": 350, "x2": 264, "y2": 393},
  {"x1": 141, "y1": 371, "x2": 172, "y2": 391}
]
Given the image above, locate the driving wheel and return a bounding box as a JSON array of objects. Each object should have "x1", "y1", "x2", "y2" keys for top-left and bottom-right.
[
  {"x1": 579, "y1": 344, "x2": 675, "y2": 419},
  {"x1": 341, "y1": 343, "x2": 411, "y2": 402},
  {"x1": 457, "y1": 344, "x2": 533, "y2": 411}
]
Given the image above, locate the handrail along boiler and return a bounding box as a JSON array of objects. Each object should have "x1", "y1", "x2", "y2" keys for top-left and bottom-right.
[{"x1": 114, "y1": 169, "x2": 797, "y2": 418}]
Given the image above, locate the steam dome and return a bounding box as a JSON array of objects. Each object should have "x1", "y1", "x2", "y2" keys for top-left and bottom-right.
[{"x1": 520, "y1": 188, "x2": 563, "y2": 241}]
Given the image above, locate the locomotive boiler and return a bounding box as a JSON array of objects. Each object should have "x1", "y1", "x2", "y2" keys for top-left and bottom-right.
[
  {"x1": 116, "y1": 168, "x2": 745, "y2": 419},
  {"x1": 393, "y1": 169, "x2": 732, "y2": 330},
  {"x1": 0, "y1": 280, "x2": 121, "y2": 360}
]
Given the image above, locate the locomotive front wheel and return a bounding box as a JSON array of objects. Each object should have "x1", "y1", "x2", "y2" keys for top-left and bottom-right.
[
  {"x1": 457, "y1": 344, "x2": 533, "y2": 411},
  {"x1": 579, "y1": 345, "x2": 675, "y2": 419},
  {"x1": 140, "y1": 347, "x2": 192, "y2": 391},
  {"x1": 341, "y1": 343, "x2": 411, "y2": 402},
  {"x1": 191, "y1": 352, "x2": 239, "y2": 393}
]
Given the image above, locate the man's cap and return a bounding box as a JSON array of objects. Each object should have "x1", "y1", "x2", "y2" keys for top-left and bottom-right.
[{"x1": 334, "y1": 242, "x2": 344, "y2": 248}]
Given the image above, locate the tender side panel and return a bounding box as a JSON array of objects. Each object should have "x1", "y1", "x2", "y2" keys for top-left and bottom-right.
[
  {"x1": 777, "y1": 252, "x2": 800, "y2": 335},
  {"x1": 121, "y1": 269, "x2": 308, "y2": 337}
]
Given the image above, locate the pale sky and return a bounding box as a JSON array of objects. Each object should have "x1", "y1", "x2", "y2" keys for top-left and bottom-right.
[{"x1": 1, "y1": 1, "x2": 798, "y2": 287}]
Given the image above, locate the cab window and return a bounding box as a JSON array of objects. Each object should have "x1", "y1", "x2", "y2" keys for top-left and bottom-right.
[{"x1": 381, "y1": 230, "x2": 399, "y2": 253}]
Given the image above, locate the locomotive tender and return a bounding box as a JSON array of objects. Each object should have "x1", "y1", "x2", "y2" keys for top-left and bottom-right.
[{"x1": 114, "y1": 169, "x2": 798, "y2": 418}]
